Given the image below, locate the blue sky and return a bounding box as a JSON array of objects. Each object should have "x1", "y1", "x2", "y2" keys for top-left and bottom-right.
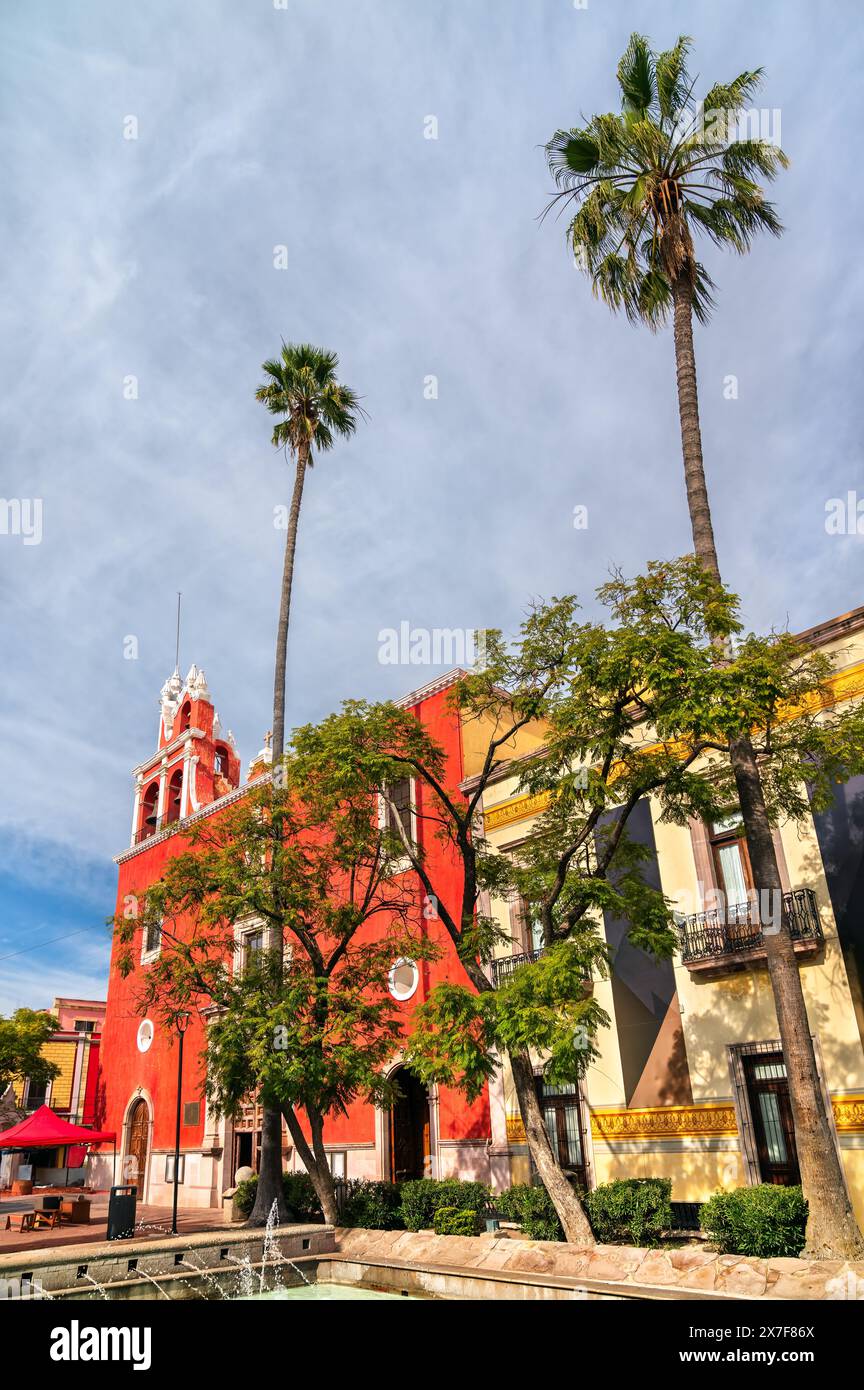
[{"x1": 1, "y1": 0, "x2": 862, "y2": 1012}]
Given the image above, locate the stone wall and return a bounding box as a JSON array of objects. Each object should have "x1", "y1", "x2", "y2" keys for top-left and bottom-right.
[{"x1": 334, "y1": 1228, "x2": 864, "y2": 1300}]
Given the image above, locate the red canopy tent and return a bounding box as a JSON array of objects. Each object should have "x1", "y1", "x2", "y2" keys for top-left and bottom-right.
[
  {"x1": 0, "y1": 1105, "x2": 115, "y2": 1149},
  {"x1": 0, "y1": 1105, "x2": 116, "y2": 1187}
]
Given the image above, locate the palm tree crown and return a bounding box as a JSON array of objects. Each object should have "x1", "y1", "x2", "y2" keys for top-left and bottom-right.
[
  {"x1": 545, "y1": 33, "x2": 788, "y2": 325},
  {"x1": 255, "y1": 342, "x2": 363, "y2": 463}
]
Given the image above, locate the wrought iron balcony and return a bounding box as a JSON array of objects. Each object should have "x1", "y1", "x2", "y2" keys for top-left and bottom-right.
[
  {"x1": 677, "y1": 887, "x2": 823, "y2": 971},
  {"x1": 489, "y1": 943, "x2": 598, "y2": 989},
  {"x1": 489, "y1": 948, "x2": 543, "y2": 987}
]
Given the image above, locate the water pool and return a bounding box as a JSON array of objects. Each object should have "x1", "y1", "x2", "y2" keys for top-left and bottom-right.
[{"x1": 246, "y1": 1283, "x2": 417, "y2": 1301}]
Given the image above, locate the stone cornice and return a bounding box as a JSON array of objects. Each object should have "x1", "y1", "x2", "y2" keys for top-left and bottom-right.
[
  {"x1": 794, "y1": 604, "x2": 864, "y2": 651},
  {"x1": 394, "y1": 668, "x2": 469, "y2": 709},
  {"x1": 132, "y1": 728, "x2": 205, "y2": 778},
  {"x1": 480, "y1": 661, "x2": 864, "y2": 834}
]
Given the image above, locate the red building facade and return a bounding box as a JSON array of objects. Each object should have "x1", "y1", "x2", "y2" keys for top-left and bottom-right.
[{"x1": 94, "y1": 665, "x2": 494, "y2": 1208}]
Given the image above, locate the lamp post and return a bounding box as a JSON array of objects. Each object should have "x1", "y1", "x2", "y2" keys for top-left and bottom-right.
[{"x1": 170, "y1": 1012, "x2": 190, "y2": 1236}]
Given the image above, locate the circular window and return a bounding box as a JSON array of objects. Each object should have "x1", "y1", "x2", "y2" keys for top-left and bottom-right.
[
  {"x1": 388, "y1": 958, "x2": 419, "y2": 1002},
  {"x1": 136, "y1": 1019, "x2": 154, "y2": 1054}
]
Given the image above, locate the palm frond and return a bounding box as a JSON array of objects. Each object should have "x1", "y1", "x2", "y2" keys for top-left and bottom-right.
[
  {"x1": 655, "y1": 36, "x2": 692, "y2": 122},
  {"x1": 255, "y1": 342, "x2": 363, "y2": 460},
  {"x1": 617, "y1": 33, "x2": 656, "y2": 116},
  {"x1": 544, "y1": 33, "x2": 786, "y2": 329}
]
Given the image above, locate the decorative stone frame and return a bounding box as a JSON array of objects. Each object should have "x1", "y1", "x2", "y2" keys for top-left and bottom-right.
[
  {"x1": 688, "y1": 814, "x2": 791, "y2": 909},
  {"x1": 375, "y1": 1054, "x2": 440, "y2": 1182},
  {"x1": 377, "y1": 777, "x2": 418, "y2": 874},
  {"x1": 140, "y1": 915, "x2": 163, "y2": 966},
  {"x1": 121, "y1": 1088, "x2": 154, "y2": 1202},
  {"x1": 727, "y1": 1036, "x2": 844, "y2": 1189}
]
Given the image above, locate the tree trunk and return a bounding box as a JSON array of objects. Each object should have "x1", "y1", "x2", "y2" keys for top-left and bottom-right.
[
  {"x1": 271, "y1": 444, "x2": 308, "y2": 761},
  {"x1": 509, "y1": 1050, "x2": 595, "y2": 1244},
  {"x1": 672, "y1": 276, "x2": 721, "y2": 580},
  {"x1": 729, "y1": 736, "x2": 864, "y2": 1257},
  {"x1": 281, "y1": 1103, "x2": 339, "y2": 1227},
  {"x1": 246, "y1": 1103, "x2": 289, "y2": 1226},
  {"x1": 671, "y1": 273, "x2": 864, "y2": 1257},
  {"x1": 249, "y1": 444, "x2": 310, "y2": 1228}
]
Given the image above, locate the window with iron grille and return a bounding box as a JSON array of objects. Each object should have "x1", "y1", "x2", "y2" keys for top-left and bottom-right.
[
  {"x1": 141, "y1": 914, "x2": 163, "y2": 963},
  {"x1": 382, "y1": 778, "x2": 415, "y2": 845},
  {"x1": 534, "y1": 1078, "x2": 587, "y2": 1188}
]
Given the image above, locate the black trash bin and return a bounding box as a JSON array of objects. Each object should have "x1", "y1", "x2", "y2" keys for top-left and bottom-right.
[{"x1": 106, "y1": 1184, "x2": 137, "y2": 1240}]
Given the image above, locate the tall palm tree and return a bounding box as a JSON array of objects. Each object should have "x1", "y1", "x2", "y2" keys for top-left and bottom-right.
[
  {"x1": 247, "y1": 343, "x2": 363, "y2": 1226},
  {"x1": 257, "y1": 343, "x2": 364, "y2": 761},
  {"x1": 545, "y1": 34, "x2": 863, "y2": 1257}
]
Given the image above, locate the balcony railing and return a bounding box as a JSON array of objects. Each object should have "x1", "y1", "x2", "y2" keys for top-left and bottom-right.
[
  {"x1": 677, "y1": 887, "x2": 823, "y2": 969},
  {"x1": 133, "y1": 815, "x2": 185, "y2": 845},
  {"x1": 489, "y1": 948, "x2": 544, "y2": 987},
  {"x1": 133, "y1": 822, "x2": 162, "y2": 844}
]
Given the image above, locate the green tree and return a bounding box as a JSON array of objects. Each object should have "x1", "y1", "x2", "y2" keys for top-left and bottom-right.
[
  {"x1": 0, "y1": 1009, "x2": 60, "y2": 1100},
  {"x1": 112, "y1": 771, "x2": 429, "y2": 1227},
  {"x1": 253, "y1": 342, "x2": 364, "y2": 1224},
  {"x1": 291, "y1": 560, "x2": 864, "y2": 1244},
  {"x1": 545, "y1": 33, "x2": 863, "y2": 1257},
  {"x1": 288, "y1": 563, "x2": 712, "y2": 1240}
]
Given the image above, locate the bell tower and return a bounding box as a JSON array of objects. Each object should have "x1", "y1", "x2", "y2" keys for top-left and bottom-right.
[{"x1": 130, "y1": 665, "x2": 241, "y2": 846}]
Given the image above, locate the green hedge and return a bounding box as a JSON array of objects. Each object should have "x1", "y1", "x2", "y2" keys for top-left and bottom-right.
[
  {"x1": 584, "y1": 1179, "x2": 672, "y2": 1247},
  {"x1": 341, "y1": 1180, "x2": 403, "y2": 1230},
  {"x1": 283, "y1": 1172, "x2": 322, "y2": 1220},
  {"x1": 433, "y1": 1205, "x2": 483, "y2": 1236},
  {"x1": 700, "y1": 1185, "x2": 807, "y2": 1258},
  {"x1": 234, "y1": 1173, "x2": 495, "y2": 1233},
  {"x1": 494, "y1": 1184, "x2": 563, "y2": 1241},
  {"x1": 233, "y1": 1171, "x2": 322, "y2": 1220},
  {"x1": 399, "y1": 1179, "x2": 490, "y2": 1232}
]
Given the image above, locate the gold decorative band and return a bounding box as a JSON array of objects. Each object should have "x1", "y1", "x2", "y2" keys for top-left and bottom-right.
[
  {"x1": 484, "y1": 664, "x2": 864, "y2": 837},
  {"x1": 506, "y1": 1115, "x2": 527, "y2": 1144},
  {"x1": 505, "y1": 1095, "x2": 864, "y2": 1148},
  {"x1": 591, "y1": 1104, "x2": 738, "y2": 1141},
  {"x1": 485, "y1": 791, "x2": 553, "y2": 833},
  {"x1": 832, "y1": 1095, "x2": 864, "y2": 1133}
]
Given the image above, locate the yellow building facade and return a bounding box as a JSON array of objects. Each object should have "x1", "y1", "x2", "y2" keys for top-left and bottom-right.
[{"x1": 475, "y1": 606, "x2": 864, "y2": 1223}]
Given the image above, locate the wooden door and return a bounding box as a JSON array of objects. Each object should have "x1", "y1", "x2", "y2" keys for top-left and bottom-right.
[
  {"x1": 127, "y1": 1099, "x2": 149, "y2": 1193},
  {"x1": 389, "y1": 1069, "x2": 430, "y2": 1182}
]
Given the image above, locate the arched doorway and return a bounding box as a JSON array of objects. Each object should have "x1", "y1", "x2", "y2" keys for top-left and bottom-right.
[
  {"x1": 126, "y1": 1098, "x2": 150, "y2": 1194},
  {"x1": 389, "y1": 1067, "x2": 431, "y2": 1183}
]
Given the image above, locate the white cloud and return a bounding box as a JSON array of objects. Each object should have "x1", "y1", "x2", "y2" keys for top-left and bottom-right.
[{"x1": 2, "y1": 0, "x2": 862, "y2": 900}]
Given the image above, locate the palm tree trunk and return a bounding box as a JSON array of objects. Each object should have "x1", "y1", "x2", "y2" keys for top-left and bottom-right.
[
  {"x1": 671, "y1": 273, "x2": 864, "y2": 1257},
  {"x1": 510, "y1": 1050, "x2": 595, "y2": 1244},
  {"x1": 271, "y1": 444, "x2": 309, "y2": 760},
  {"x1": 672, "y1": 276, "x2": 721, "y2": 580},
  {"x1": 249, "y1": 443, "x2": 309, "y2": 1228}
]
